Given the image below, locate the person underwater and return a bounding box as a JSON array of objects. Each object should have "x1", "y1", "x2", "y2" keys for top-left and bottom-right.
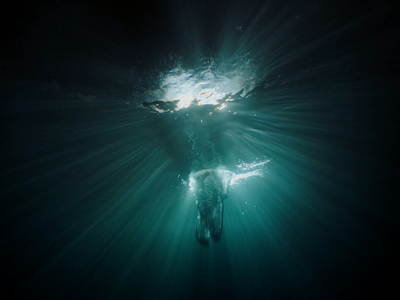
[{"x1": 189, "y1": 169, "x2": 234, "y2": 244}]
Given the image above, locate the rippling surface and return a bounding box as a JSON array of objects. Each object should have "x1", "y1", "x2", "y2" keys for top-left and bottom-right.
[{"x1": 1, "y1": 0, "x2": 396, "y2": 299}]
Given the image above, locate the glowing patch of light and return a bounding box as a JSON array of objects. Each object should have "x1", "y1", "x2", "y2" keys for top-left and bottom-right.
[
  {"x1": 176, "y1": 93, "x2": 194, "y2": 110},
  {"x1": 216, "y1": 103, "x2": 227, "y2": 110},
  {"x1": 149, "y1": 104, "x2": 165, "y2": 113},
  {"x1": 197, "y1": 90, "x2": 226, "y2": 106},
  {"x1": 146, "y1": 56, "x2": 262, "y2": 112}
]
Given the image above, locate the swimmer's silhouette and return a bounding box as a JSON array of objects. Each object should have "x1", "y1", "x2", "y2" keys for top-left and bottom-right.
[{"x1": 190, "y1": 169, "x2": 234, "y2": 244}]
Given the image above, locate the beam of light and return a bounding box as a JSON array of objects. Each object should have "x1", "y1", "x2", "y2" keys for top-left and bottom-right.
[{"x1": 2, "y1": 0, "x2": 391, "y2": 298}]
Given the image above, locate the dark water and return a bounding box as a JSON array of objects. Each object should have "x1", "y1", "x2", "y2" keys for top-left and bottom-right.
[{"x1": 1, "y1": 0, "x2": 397, "y2": 299}]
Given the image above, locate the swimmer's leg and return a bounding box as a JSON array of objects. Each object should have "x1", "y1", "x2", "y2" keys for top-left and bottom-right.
[
  {"x1": 210, "y1": 200, "x2": 223, "y2": 241},
  {"x1": 196, "y1": 211, "x2": 210, "y2": 244}
]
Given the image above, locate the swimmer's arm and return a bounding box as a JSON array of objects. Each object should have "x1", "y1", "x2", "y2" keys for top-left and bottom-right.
[
  {"x1": 191, "y1": 169, "x2": 236, "y2": 179},
  {"x1": 190, "y1": 169, "x2": 215, "y2": 179},
  {"x1": 191, "y1": 169, "x2": 216, "y2": 179}
]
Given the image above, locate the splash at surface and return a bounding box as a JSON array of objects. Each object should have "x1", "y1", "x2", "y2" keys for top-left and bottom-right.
[{"x1": 141, "y1": 54, "x2": 264, "y2": 113}]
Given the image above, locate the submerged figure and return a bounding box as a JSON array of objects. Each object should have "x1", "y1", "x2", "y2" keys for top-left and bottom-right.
[{"x1": 189, "y1": 169, "x2": 234, "y2": 244}]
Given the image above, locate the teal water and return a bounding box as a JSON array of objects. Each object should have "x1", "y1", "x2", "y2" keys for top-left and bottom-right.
[
  {"x1": 1, "y1": 0, "x2": 396, "y2": 299},
  {"x1": 1, "y1": 88, "x2": 394, "y2": 298}
]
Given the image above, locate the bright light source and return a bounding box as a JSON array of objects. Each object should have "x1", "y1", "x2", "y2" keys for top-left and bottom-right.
[{"x1": 145, "y1": 56, "x2": 262, "y2": 112}]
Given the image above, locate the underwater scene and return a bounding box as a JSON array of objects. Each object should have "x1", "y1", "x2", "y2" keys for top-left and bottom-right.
[{"x1": 1, "y1": 0, "x2": 396, "y2": 299}]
